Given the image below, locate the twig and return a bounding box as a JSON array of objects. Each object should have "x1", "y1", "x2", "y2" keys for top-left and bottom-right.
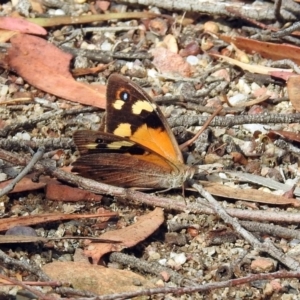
[
  {"x1": 168, "y1": 113, "x2": 300, "y2": 128},
  {"x1": 0, "y1": 109, "x2": 63, "y2": 137},
  {"x1": 0, "y1": 249, "x2": 50, "y2": 281},
  {"x1": 270, "y1": 59, "x2": 300, "y2": 74},
  {"x1": 0, "y1": 273, "x2": 53, "y2": 300},
  {"x1": 275, "y1": 138, "x2": 300, "y2": 155},
  {"x1": 115, "y1": 0, "x2": 291, "y2": 22},
  {"x1": 240, "y1": 221, "x2": 300, "y2": 240},
  {"x1": 189, "y1": 180, "x2": 300, "y2": 271},
  {"x1": 0, "y1": 281, "x2": 61, "y2": 287},
  {"x1": 226, "y1": 7, "x2": 278, "y2": 31},
  {"x1": 109, "y1": 252, "x2": 185, "y2": 285},
  {"x1": 180, "y1": 106, "x2": 223, "y2": 150},
  {"x1": 0, "y1": 137, "x2": 74, "y2": 151},
  {"x1": 55, "y1": 287, "x2": 98, "y2": 297},
  {"x1": 274, "y1": 0, "x2": 283, "y2": 23},
  {"x1": 272, "y1": 21, "x2": 300, "y2": 38},
  {"x1": 2, "y1": 148, "x2": 300, "y2": 224},
  {"x1": 225, "y1": 171, "x2": 300, "y2": 197},
  {"x1": 0, "y1": 147, "x2": 45, "y2": 197}
]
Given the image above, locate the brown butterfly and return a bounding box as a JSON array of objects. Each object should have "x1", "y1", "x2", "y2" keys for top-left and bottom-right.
[{"x1": 72, "y1": 74, "x2": 194, "y2": 189}]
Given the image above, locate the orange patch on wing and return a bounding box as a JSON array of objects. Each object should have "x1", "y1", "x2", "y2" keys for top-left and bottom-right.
[{"x1": 130, "y1": 124, "x2": 181, "y2": 164}]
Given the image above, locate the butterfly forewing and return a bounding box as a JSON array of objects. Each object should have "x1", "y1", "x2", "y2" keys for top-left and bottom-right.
[{"x1": 106, "y1": 74, "x2": 184, "y2": 165}]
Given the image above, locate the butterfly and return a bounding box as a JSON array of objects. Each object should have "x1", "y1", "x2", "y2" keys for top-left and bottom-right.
[{"x1": 72, "y1": 74, "x2": 195, "y2": 189}]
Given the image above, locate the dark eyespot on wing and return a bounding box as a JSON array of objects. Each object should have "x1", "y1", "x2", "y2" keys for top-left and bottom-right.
[{"x1": 120, "y1": 91, "x2": 129, "y2": 101}]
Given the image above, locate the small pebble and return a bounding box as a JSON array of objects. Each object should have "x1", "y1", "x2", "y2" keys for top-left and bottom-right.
[
  {"x1": 14, "y1": 132, "x2": 31, "y2": 141},
  {"x1": 170, "y1": 252, "x2": 186, "y2": 265},
  {"x1": 158, "y1": 258, "x2": 167, "y2": 266},
  {"x1": 86, "y1": 44, "x2": 96, "y2": 50},
  {"x1": 186, "y1": 55, "x2": 199, "y2": 66},
  {"x1": 100, "y1": 41, "x2": 113, "y2": 51},
  {"x1": 228, "y1": 93, "x2": 247, "y2": 106},
  {"x1": 250, "y1": 257, "x2": 275, "y2": 272},
  {"x1": 6, "y1": 226, "x2": 37, "y2": 236},
  {"x1": 243, "y1": 124, "x2": 268, "y2": 134},
  {"x1": 147, "y1": 68, "x2": 158, "y2": 78},
  {"x1": 148, "y1": 251, "x2": 160, "y2": 261},
  {"x1": 237, "y1": 78, "x2": 251, "y2": 94},
  {"x1": 54, "y1": 9, "x2": 65, "y2": 16},
  {"x1": 0, "y1": 85, "x2": 8, "y2": 96}
]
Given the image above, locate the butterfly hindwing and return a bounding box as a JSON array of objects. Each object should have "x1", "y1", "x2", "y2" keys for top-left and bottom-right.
[{"x1": 73, "y1": 130, "x2": 176, "y2": 188}]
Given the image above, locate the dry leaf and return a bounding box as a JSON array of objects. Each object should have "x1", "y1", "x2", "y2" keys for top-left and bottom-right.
[
  {"x1": 43, "y1": 261, "x2": 154, "y2": 295},
  {"x1": 84, "y1": 208, "x2": 164, "y2": 263},
  {"x1": 201, "y1": 182, "x2": 300, "y2": 207},
  {"x1": 0, "y1": 175, "x2": 58, "y2": 193},
  {"x1": 0, "y1": 212, "x2": 117, "y2": 232},
  {"x1": 0, "y1": 16, "x2": 46, "y2": 35},
  {"x1": 45, "y1": 184, "x2": 103, "y2": 202},
  {"x1": 268, "y1": 130, "x2": 300, "y2": 143},
  {"x1": 6, "y1": 34, "x2": 106, "y2": 108},
  {"x1": 217, "y1": 34, "x2": 300, "y2": 65},
  {"x1": 213, "y1": 54, "x2": 294, "y2": 79}
]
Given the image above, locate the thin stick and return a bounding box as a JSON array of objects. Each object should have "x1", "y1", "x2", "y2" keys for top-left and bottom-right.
[
  {"x1": 0, "y1": 147, "x2": 45, "y2": 197},
  {"x1": 190, "y1": 180, "x2": 300, "y2": 271},
  {"x1": 3, "y1": 148, "x2": 300, "y2": 224},
  {"x1": 0, "y1": 249, "x2": 50, "y2": 281},
  {"x1": 0, "y1": 273, "x2": 53, "y2": 300},
  {"x1": 179, "y1": 106, "x2": 223, "y2": 151}
]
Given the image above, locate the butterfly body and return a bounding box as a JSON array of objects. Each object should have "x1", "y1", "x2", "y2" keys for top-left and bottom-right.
[{"x1": 73, "y1": 74, "x2": 194, "y2": 189}]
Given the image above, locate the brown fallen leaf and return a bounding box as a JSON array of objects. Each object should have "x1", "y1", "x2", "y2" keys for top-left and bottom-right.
[
  {"x1": 0, "y1": 235, "x2": 121, "y2": 244},
  {"x1": 6, "y1": 34, "x2": 106, "y2": 108},
  {"x1": 212, "y1": 54, "x2": 294, "y2": 79},
  {"x1": 84, "y1": 207, "x2": 164, "y2": 264},
  {"x1": 217, "y1": 34, "x2": 300, "y2": 65},
  {"x1": 201, "y1": 182, "x2": 300, "y2": 207},
  {"x1": 43, "y1": 261, "x2": 154, "y2": 295},
  {"x1": 0, "y1": 175, "x2": 58, "y2": 193},
  {"x1": 268, "y1": 130, "x2": 300, "y2": 143},
  {"x1": 0, "y1": 17, "x2": 46, "y2": 35},
  {"x1": 0, "y1": 212, "x2": 117, "y2": 232},
  {"x1": 28, "y1": 12, "x2": 158, "y2": 27},
  {"x1": 45, "y1": 183, "x2": 103, "y2": 202}
]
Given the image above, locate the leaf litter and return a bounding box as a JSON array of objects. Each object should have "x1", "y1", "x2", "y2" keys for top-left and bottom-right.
[{"x1": 1, "y1": 1, "x2": 300, "y2": 299}]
